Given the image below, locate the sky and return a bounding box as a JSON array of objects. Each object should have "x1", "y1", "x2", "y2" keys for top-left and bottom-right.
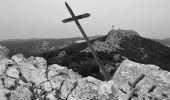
[{"x1": 0, "y1": 0, "x2": 170, "y2": 40}]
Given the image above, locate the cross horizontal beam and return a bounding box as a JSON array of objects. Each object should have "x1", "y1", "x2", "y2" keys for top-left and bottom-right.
[{"x1": 62, "y1": 13, "x2": 90, "y2": 23}]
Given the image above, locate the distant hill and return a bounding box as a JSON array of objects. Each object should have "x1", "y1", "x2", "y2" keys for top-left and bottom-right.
[
  {"x1": 0, "y1": 36, "x2": 102, "y2": 58},
  {"x1": 46, "y1": 29, "x2": 170, "y2": 80},
  {"x1": 154, "y1": 38, "x2": 170, "y2": 47}
]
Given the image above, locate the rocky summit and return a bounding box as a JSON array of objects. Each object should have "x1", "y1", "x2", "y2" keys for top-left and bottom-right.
[
  {"x1": 82, "y1": 29, "x2": 140, "y2": 52},
  {"x1": 0, "y1": 54, "x2": 170, "y2": 100}
]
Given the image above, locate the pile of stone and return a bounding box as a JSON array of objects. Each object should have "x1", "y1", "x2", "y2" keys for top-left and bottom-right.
[{"x1": 0, "y1": 54, "x2": 170, "y2": 100}]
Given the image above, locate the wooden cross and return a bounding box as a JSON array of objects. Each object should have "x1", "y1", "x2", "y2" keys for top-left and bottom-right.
[{"x1": 62, "y1": 2, "x2": 109, "y2": 81}]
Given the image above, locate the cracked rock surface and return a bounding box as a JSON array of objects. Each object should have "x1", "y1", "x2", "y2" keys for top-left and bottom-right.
[
  {"x1": 0, "y1": 54, "x2": 170, "y2": 100},
  {"x1": 113, "y1": 59, "x2": 170, "y2": 100}
]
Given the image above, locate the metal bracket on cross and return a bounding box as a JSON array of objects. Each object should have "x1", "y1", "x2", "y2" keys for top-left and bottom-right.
[{"x1": 62, "y1": 2, "x2": 109, "y2": 81}]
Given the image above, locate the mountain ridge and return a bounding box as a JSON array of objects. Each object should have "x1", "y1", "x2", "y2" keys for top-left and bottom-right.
[{"x1": 0, "y1": 35, "x2": 102, "y2": 58}]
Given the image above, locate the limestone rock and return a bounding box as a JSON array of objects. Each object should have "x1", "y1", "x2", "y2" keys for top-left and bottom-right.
[
  {"x1": 98, "y1": 80, "x2": 119, "y2": 100},
  {"x1": 0, "y1": 89, "x2": 10, "y2": 100},
  {"x1": 4, "y1": 77, "x2": 16, "y2": 89},
  {"x1": 10, "y1": 85, "x2": 32, "y2": 100},
  {"x1": 41, "y1": 81, "x2": 52, "y2": 92},
  {"x1": 46, "y1": 91, "x2": 58, "y2": 100},
  {"x1": 6, "y1": 67, "x2": 19, "y2": 79},
  {"x1": 18, "y1": 62, "x2": 47, "y2": 85},
  {"x1": 48, "y1": 64, "x2": 81, "y2": 80},
  {"x1": 0, "y1": 54, "x2": 83, "y2": 100},
  {"x1": 0, "y1": 59, "x2": 15, "y2": 76},
  {"x1": 48, "y1": 64, "x2": 67, "y2": 79},
  {"x1": 67, "y1": 77, "x2": 101, "y2": 100},
  {"x1": 50, "y1": 75, "x2": 67, "y2": 90},
  {"x1": 106, "y1": 29, "x2": 139, "y2": 42},
  {"x1": 112, "y1": 59, "x2": 170, "y2": 100},
  {"x1": 0, "y1": 54, "x2": 170, "y2": 100},
  {"x1": 27, "y1": 56, "x2": 47, "y2": 73},
  {"x1": 11, "y1": 54, "x2": 25, "y2": 64},
  {"x1": 60, "y1": 79, "x2": 77, "y2": 99}
]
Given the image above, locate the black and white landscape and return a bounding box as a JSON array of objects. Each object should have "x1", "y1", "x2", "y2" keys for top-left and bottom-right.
[{"x1": 0, "y1": 0, "x2": 170, "y2": 100}]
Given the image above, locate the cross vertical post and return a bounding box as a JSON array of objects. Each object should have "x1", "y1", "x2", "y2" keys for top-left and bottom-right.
[{"x1": 62, "y1": 2, "x2": 109, "y2": 81}]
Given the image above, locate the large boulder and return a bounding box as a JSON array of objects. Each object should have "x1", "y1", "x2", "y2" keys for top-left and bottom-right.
[{"x1": 112, "y1": 59, "x2": 170, "y2": 100}]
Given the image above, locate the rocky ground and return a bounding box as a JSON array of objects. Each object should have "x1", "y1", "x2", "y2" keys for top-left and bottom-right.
[{"x1": 0, "y1": 54, "x2": 170, "y2": 100}]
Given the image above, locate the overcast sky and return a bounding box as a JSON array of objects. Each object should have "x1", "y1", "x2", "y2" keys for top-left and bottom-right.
[{"x1": 0, "y1": 0, "x2": 170, "y2": 40}]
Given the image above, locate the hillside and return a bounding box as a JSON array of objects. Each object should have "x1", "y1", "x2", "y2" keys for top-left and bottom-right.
[
  {"x1": 0, "y1": 36, "x2": 102, "y2": 58},
  {"x1": 46, "y1": 29, "x2": 170, "y2": 80},
  {"x1": 154, "y1": 38, "x2": 170, "y2": 47}
]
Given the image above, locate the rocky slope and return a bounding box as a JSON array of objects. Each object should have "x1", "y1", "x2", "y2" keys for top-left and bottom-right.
[
  {"x1": 154, "y1": 38, "x2": 170, "y2": 47},
  {"x1": 0, "y1": 54, "x2": 170, "y2": 100},
  {"x1": 47, "y1": 29, "x2": 170, "y2": 80}
]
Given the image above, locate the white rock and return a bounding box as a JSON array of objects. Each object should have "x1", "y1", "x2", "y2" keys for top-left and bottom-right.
[
  {"x1": 41, "y1": 81, "x2": 52, "y2": 92},
  {"x1": 6, "y1": 68, "x2": 19, "y2": 79},
  {"x1": 11, "y1": 54, "x2": 25, "y2": 64},
  {"x1": 112, "y1": 59, "x2": 170, "y2": 100},
  {"x1": 50, "y1": 75, "x2": 67, "y2": 89},
  {"x1": 60, "y1": 79, "x2": 77, "y2": 99},
  {"x1": 67, "y1": 77, "x2": 101, "y2": 100},
  {"x1": 0, "y1": 79, "x2": 4, "y2": 89},
  {"x1": 0, "y1": 59, "x2": 15, "y2": 76},
  {"x1": 48, "y1": 64, "x2": 66, "y2": 79},
  {"x1": 0, "y1": 89, "x2": 10, "y2": 100},
  {"x1": 10, "y1": 85, "x2": 32, "y2": 100},
  {"x1": 27, "y1": 56, "x2": 47, "y2": 73},
  {"x1": 18, "y1": 62, "x2": 47, "y2": 85},
  {"x1": 4, "y1": 77, "x2": 16, "y2": 89},
  {"x1": 46, "y1": 91, "x2": 58, "y2": 100}
]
